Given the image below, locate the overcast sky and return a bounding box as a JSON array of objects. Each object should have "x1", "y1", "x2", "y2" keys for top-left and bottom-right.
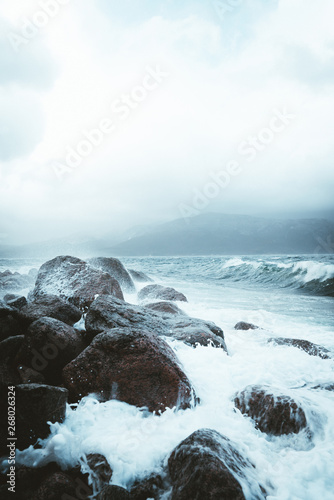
[{"x1": 1, "y1": 0, "x2": 334, "y2": 245}]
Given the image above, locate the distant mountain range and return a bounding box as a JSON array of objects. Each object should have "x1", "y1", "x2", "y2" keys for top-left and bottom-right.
[{"x1": 0, "y1": 213, "x2": 333, "y2": 258}]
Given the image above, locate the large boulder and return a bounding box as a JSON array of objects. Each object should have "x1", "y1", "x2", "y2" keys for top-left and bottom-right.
[
  {"x1": 138, "y1": 284, "x2": 188, "y2": 303},
  {"x1": 88, "y1": 257, "x2": 136, "y2": 293},
  {"x1": 62, "y1": 328, "x2": 196, "y2": 412},
  {"x1": 17, "y1": 295, "x2": 82, "y2": 327},
  {"x1": 234, "y1": 385, "x2": 307, "y2": 436},
  {"x1": 128, "y1": 269, "x2": 153, "y2": 283},
  {"x1": 85, "y1": 296, "x2": 227, "y2": 350},
  {"x1": 268, "y1": 337, "x2": 331, "y2": 359},
  {"x1": 168, "y1": 429, "x2": 264, "y2": 500},
  {"x1": 16, "y1": 317, "x2": 86, "y2": 385},
  {"x1": 130, "y1": 473, "x2": 164, "y2": 500},
  {"x1": 31, "y1": 256, "x2": 124, "y2": 309},
  {"x1": 15, "y1": 384, "x2": 68, "y2": 450}
]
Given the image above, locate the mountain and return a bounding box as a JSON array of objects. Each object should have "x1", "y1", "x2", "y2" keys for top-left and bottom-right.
[{"x1": 106, "y1": 213, "x2": 334, "y2": 256}]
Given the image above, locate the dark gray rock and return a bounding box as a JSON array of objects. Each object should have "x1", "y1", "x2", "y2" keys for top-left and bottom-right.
[
  {"x1": 168, "y1": 428, "x2": 265, "y2": 500},
  {"x1": 3, "y1": 294, "x2": 27, "y2": 310},
  {"x1": 0, "y1": 335, "x2": 24, "y2": 387},
  {"x1": 0, "y1": 298, "x2": 13, "y2": 318},
  {"x1": 17, "y1": 294, "x2": 82, "y2": 327},
  {"x1": 86, "y1": 453, "x2": 113, "y2": 489},
  {"x1": 97, "y1": 485, "x2": 130, "y2": 499},
  {"x1": 145, "y1": 301, "x2": 186, "y2": 316},
  {"x1": 128, "y1": 269, "x2": 153, "y2": 283},
  {"x1": 234, "y1": 322, "x2": 259, "y2": 331},
  {"x1": 85, "y1": 296, "x2": 227, "y2": 350},
  {"x1": 63, "y1": 328, "x2": 196, "y2": 412},
  {"x1": 16, "y1": 317, "x2": 86, "y2": 385},
  {"x1": 0, "y1": 313, "x2": 26, "y2": 343},
  {"x1": 130, "y1": 473, "x2": 164, "y2": 500},
  {"x1": 234, "y1": 385, "x2": 307, "y2": 436},
  {"x1": 268, "y1": 337, "x2": 331, "y2": 359},
  {"x1": 15, "y1": 384, "x2": 68, "y2": 450},
  {"x1": 89, "y1": 257, "x2": 136, "y2": 293},
  {"x1": 32, "y1": 256, "x2": 124, "y2": 309},
  {"x1": 138, "y1": 284, "x2": 188, "y2": 303}
]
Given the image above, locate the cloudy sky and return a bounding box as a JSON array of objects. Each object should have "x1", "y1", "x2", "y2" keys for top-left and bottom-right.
[{"x1": 0, "y1": 0, "x2": 334, "y2": 245}]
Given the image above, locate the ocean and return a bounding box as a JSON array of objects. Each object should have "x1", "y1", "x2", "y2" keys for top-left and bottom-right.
[{"x1": 2, "y1": 254, "x2": 334, "y2": 499}]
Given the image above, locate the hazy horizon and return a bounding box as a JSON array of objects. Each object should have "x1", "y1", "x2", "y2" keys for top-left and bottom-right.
[{"x1": 1, "y1": 0, "x2": 334, "y2": 246}]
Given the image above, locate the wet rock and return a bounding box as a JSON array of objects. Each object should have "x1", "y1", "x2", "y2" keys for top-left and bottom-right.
[
  {"x1": 32, "y1": 255, "x2": 124, "y2": 309},
  {"x1": 234, "y1": 322, "x2": 259, "y2": 331},
  {"x1": 86, "y1": 453, "x2": 113, "y2": 489},
  {"x1": 138, "y1": 284, "x2": 188, "y2": 303},
  {"x1": 97, "y1": 485, "x2": 130, "y2": 499},
  {"x1": 130, "y1": 473, "x2": 165, "y2": 500},
  {"x1": 234, "y1": 385, "x2": 307, "y2": 435},
  {"x1": 0, "y1": 270, "x2": 34, "y2": 292},
  {"x1": 268, "y1": 337, "x2": 330, "y2": 359},
  {"x1": 168, "y1": 428, "x2": 249, "y2": 500},
  {"x1": 85, "y1": 296, "x2": 227, "y2": 350},
  {"x1": 0, "y1": 335, "x2": 24, "y2": 387},
  {"x1": 89, "y1": 257, "x2": 136, "y2": 293},
  {"x1": 16, "y1": 317, "x2": 86, "y2": 385},
  {"x1": 3, "y1": 294, "x2": 27, "y2": 310},
  {"x1": 0, "y1": 298, "x2": 13, "y2": 318},
  {"x1": 63, "y1": 328, "x2": 195, "y2": 412},
  {"x1": 145, "y1": 301, "x2": 186, "y2": 316},
  {"x1": 15, "y1": 384, "x2": 68, "y2": 450},
  {"x1": 128, "y1": 269, "x2": 153, "y2": 283},
  {"x1": 311, "y1": 383, "x2": 334, "y2": 391},
  {"x1": 17, "y1": 364, "x2": 45, "y2": 384},
  {"x1": 0, "y1": 463, "x2": 91, "y2": 500},
  {"x1": 0, "y1": 313, "x2": 26, "y2": 343},
  {"x1": 17, "y1": 295, "x2": 82, "y2": 327}
]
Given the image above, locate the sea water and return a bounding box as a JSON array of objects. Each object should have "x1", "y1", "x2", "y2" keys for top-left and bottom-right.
[{"x1": 2, "y1": 255, "x2": 334, "y2": 499}]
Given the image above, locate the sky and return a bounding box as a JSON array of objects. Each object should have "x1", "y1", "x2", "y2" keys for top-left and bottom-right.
[{"x1": 0, "y1": 0, "x2": 334, "y2": 245}]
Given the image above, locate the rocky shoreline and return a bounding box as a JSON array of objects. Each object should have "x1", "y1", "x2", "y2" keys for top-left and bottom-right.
[{"x1": 0, "y1": 256, "x2": 331, "y2": 499}]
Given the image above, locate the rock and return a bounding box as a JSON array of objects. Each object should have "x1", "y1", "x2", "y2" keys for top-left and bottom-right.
[
  {"x1": 138, "y1": 284, "x2": 188, "y2": 303},
  {"x1": 15, "y1": 384, "x2": 68, "y2": 450},
  {"x1": 311, "y1": 383, "x2": 334, "y2": 391},
  {"x1": 130, "y1": 473, "x2": 164, "y2": 500},
  {"x1": 32, "y1": 256, "x2": 124, "y2": 309},
  {"x1": 63, "y1": 328, "x2": 195, "y2": 412},
  {"x1": 0, "y1": 335, "x2": 24, "y2": 387},
  {"x1": 89, "y1": 257, "x2": 136, "y2": 293},
  {"x1": 17, "y1": 295, "x2": 82, "y2": 327},
  {"x1": 3, "y1": 294, "x2": 28, "y2": 310},
  {"x1": 145, "y1": 301, "x2": 186, "y2": 316},
  {"x1": 128, "y1": 269, "x2": 153, "y2": 283},
  {"x1": 0, "y1": 313, "x2": 26, "y2": 343},
  {"x1": 168, "y1": 429, "x2": 252, "y2": 500},
  {"x1": 234, "y1": 385, "x2": 307, "y2": 435},
  {"x1": 31, "y1": 469, "x2": 92, "y2": 500},
  {"x1": 17, "y1": 364, "x2": 46, "y2": 384},
  {"x1": 86, "y1": 453, "x2": 113, "y2": 490},
  {"x1": 85, "y1": 296, "x2": 227, "y2": 350},
  {"x1": 0, "y1": 270, "x2": 34, "y2": 292},
  {"x1": 234, "y1": 322, "x2": 259, "y2": 331},
  {"x1": 96, "y1": 485, "x2": 130, "y2": 499},
  {"x1": 0, "y1": 463, "x2": 91, "y2": 500},
  {"x1": 16, "y1": 317, "x2": 86, "y2": 385},
  {"x1": 268, "y1": 337, "x2": 330, "y2": 359},
  {"x1": 0, "y1": 298, "x2": 13, "y2": 318}
]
